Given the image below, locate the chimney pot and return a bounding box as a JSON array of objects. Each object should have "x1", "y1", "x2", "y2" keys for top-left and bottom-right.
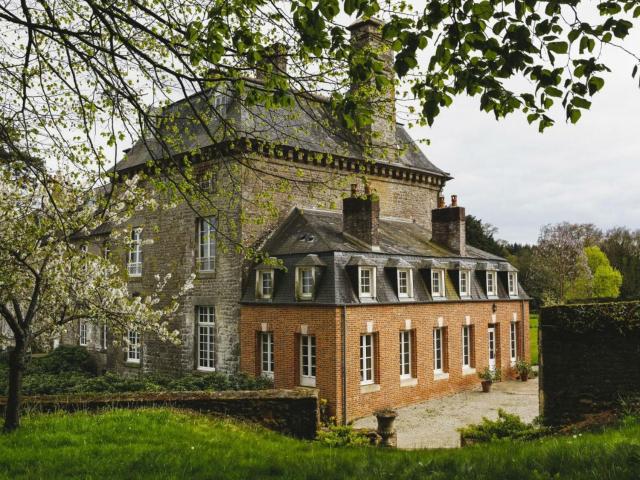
[
  {"x1": 431, "y1": 200, "x2": 466, "y2": 256},
  {"x1": 437, "y1": 195, "x2": 446, "y2": 209}
]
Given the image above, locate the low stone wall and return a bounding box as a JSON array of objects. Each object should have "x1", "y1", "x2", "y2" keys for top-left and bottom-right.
[
  {"x1": 539, "y1": 301, "x2": 640, "y2": 425},
  {"x1": 0, "y1": 388, "x2": 319, "y2": 439}
]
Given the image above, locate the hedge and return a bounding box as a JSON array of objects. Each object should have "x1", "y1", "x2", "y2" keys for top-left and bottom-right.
[{"x1": 541, "y1": 300, "x2": 640, "y2": 334}]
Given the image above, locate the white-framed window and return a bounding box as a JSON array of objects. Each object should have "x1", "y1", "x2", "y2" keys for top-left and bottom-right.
[
  {"x1": 433, "y1": 327, "x2": 445, "y2": 374},
  {"x1": 508, "y1": 272, "x2": 518, "y2": 296},
  {"x1": 127, "y1": 228, "x2": 143, "y2": 277},
  {"x1": 397, "y1": 269, "x2": 413, "y2": 298},
  {"x1": 358, "y1": 267, "x2": 376, "y2": 299},
  {"x1": 399, "y1": 330, "x2": 412, "y2": 379},
  {"x1": 510, "y1": 322, "x2": 518, "y2": 365},
  {"x1": 462, "y1": 325, "x2": 472, "y2": 369},
  {"x1": 101, "y1": 324, "x2": 108, "y2": 350},
  {"x1": 198, "y1": 217, "x2": 216, "y2": 272},
  {"x1": 256, "y1": 269, "x2": 274, "y2": 299},
  {"x1": 431, "y1": 269, "x2": 446, "y2": 298},
  {"x1": 297, "y1": 267, "x2": 315, "y2": 299},
  {"x1": 300, "y1": 335, "x2": 316, "y2": 387},
  {"x1": 360, "y1": 334, "x2": 375, "y2": 385},
  {"x1": 197, "y1": 306, "x2": 215, "y2": 371},
  {"x1": 79, "y1": 321, "x2": 88, "y2": 346},
  {"x1": 261, "y1": 332, "x2": 274, "y2": 378},
  {"x1": 486, "y1": 271, "x2": 497, "y2": 297},
  {"x1": 459, "y1": 270, "x2": 471, "y2": 297},
  {"x1": 126, "y1": 329, "x2": 141, "y2": 363}
]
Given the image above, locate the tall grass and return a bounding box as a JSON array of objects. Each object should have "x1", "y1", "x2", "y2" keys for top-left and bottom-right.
[{"x1": 0, "y1": 409, "x2": 639, "y2": 479}]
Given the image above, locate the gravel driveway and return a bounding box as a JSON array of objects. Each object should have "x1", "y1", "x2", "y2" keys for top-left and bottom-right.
[{"x1": 353, "y1": 378, "x2": 539, "y2": 449}]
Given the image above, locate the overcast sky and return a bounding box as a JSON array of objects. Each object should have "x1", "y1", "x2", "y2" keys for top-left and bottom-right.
[{"x1": 407, "y1": 31, "x2": 640, "y2": 245}]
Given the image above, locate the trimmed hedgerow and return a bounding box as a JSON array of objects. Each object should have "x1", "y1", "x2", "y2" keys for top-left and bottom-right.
[{"x1": 541, "y1": 300, "x2": 640, "y2": 334}]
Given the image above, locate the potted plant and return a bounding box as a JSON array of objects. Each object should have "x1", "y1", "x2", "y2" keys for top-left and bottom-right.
[
  {"x1": 374, "y1": 408, "x2": 398, "y2": 447},
  {"x1": 478, "y1": 367, "x2": 501, "y2": 393},
  {"x1": 515, "y1": 360, "x2": 532, "y2": 382}
]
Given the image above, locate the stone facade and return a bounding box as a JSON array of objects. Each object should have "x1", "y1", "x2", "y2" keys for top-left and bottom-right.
[{"x1": 65, "y1": 153, "x2": 444, "y2": 377}]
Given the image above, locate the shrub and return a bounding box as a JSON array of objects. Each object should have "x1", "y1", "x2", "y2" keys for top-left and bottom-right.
[
  {"x1": 317, "y1": 424, "x2": 370, "y2": 447},
  {"x1": 458, "y1": 409, "x2": 549, "y2": 444},
  {"x1": 28, "y1": 346, "x2": 98, "y2": 375},
  {"x1": 157, "y1": 372, "x2": 273, "y2": 392},
  {"x1": 69, "y1": 373, "x2": 163, "y2": 394}
]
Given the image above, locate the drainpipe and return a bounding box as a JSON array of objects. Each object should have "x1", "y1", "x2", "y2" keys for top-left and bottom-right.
[{"x1": 341, "y1": 304, "x2": 348, "y2": 425}]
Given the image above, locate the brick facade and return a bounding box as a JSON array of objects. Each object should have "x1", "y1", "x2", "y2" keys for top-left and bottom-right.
[{"x1": 241, "y1": 300, "x2": 530, "y2": 422}]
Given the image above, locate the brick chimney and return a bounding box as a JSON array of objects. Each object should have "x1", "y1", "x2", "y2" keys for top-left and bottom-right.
[
  {"x1": 432, "y1": 195, "x2": 466, "y2": 256},
  {"x1": 343, "y1": 184, "x2": 380, "y2": 250},
  {"x1": 347, "y1": 18, "x2": 396, "y2": 151}
]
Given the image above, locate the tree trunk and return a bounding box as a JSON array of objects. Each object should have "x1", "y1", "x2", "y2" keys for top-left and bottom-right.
[{"x1": 3, "y1": 339, "x2": 26, "y2": 432}]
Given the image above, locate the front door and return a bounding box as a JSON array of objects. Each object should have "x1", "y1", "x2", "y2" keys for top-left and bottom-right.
[{"x1": 487, "y1": 327, "x2": 496, "y2": 371}]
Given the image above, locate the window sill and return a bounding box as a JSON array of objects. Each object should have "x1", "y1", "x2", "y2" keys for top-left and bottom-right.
[
  {"x1": 196, "y1": 270, "x2": 216, "y2": 278},
  {"x1": 360, "y1": 383, "x2": 381, "y2": 394},
  {"x1": 197, "y1": 367, "x2": 216, "y2": 373},
  {"x1": 432, "y1": 296, "x2": 447, "y2": 301},
  {"x1": 400, "y1": 377, "x2": 418, "y2": 388},
  {"x1": 462, "y1": 367, "x2": 476, "y2": 376},
  {"x1": 434, "y1": 372, "x2": 449, "y2": 381}
]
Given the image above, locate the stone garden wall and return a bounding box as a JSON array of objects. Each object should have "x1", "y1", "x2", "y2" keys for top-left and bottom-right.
[
  {"x1": 0, "y1": 388, "x2": 319, "y2": 439},
  {"x1": 539, "y1": 301, "x2": 640, "y2": 425}
]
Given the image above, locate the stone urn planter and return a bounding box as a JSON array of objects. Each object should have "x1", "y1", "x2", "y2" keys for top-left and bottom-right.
[
  {"x1": 374, "y1": 409, "x2": 398, "y2": 448},
  {"x1": 480, "y1": 380, "x2": 492, "y2": 393}
]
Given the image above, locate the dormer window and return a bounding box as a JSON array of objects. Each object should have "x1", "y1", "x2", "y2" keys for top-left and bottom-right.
[
  {"x1": 431, "y1": 269, "x2": 446, "y2": 298},
  {"x1": 459, "y1": 270, "x2": 471, "y2": 298},
  {"x1": 256, "y1": 269, "x2": 274, "y2": 299},
  {"x1": 486, "y1": 271, "x2": 498, "y2": 297},
  {"x1": 508, "y1": 272, "x2": 518, "y2": 296},
  {"x1": 397, "y1": 268, "x2": 413, "y2": 298},
  {"x1": 296, "y1": 267, "x2": 315, "y2": 299},
  {"x1": 358, "y1": 266, "x2": 376, "y2": 298}
]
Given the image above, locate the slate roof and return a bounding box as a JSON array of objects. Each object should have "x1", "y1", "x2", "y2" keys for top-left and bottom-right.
[
  {"x1": 241, "y1": 208, "x2": 528, "y2": 305},
  {"x1": 115, "y1": 85, "x2": 448, "y2": 177}
]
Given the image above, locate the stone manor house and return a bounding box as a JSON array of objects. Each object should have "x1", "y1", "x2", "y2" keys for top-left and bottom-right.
[{"x1": 68, "y1": 19, "x2": 530, "y2": 421}]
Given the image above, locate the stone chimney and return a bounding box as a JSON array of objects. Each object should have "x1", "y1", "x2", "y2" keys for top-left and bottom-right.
[
  {"x1": 432, "y1": 195, "x2": 466, "y2": 256},
  {"x1": 256, "y1": 42, "x2": 288, "y2": 80},
  {"x1": 347, "y1": 18, "x2": 396, "y2": 151},
  {"x1": 343, "y1": 184, "x2": 380, "y2": 250}
]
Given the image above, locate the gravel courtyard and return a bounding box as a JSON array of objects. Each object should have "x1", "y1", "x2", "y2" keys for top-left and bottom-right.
[{"x1": 353, "y1": 378, "x2": 539, "y2": 449}]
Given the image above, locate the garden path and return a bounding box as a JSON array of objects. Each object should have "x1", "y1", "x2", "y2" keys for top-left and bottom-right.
[{"x1": 353, "y1": 378, "x2": 539, "y2": 449}]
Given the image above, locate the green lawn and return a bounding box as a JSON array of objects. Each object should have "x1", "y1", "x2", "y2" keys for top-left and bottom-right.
[
  {"x1": 530, "y1": 313, "x2": 539, "y2": 365},
  {"x1": 1, "y1": 409, "x2": 639, "y2": 479}
]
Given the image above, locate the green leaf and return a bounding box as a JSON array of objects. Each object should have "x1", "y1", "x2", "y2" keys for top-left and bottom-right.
[
  {"x1": 547, "y1": 41, "x2": 568, "y2": 54},
  {"x1": 571, "y1": 97, "x2": 591, "y2": 109},
  {"x1": 545, "y1": 86, "x2": 562, "y2": 97},
  {"x1": 569, "y1": 108, "x2": 581, "y2": 124},
  {"x1": 588, "y1": 76, "x2": 605, "y2": 95}
]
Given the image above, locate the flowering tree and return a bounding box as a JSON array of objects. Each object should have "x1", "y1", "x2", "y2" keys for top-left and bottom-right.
[{"x1": 0, "y1": 161, "x2": 191, "y2": 432}]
